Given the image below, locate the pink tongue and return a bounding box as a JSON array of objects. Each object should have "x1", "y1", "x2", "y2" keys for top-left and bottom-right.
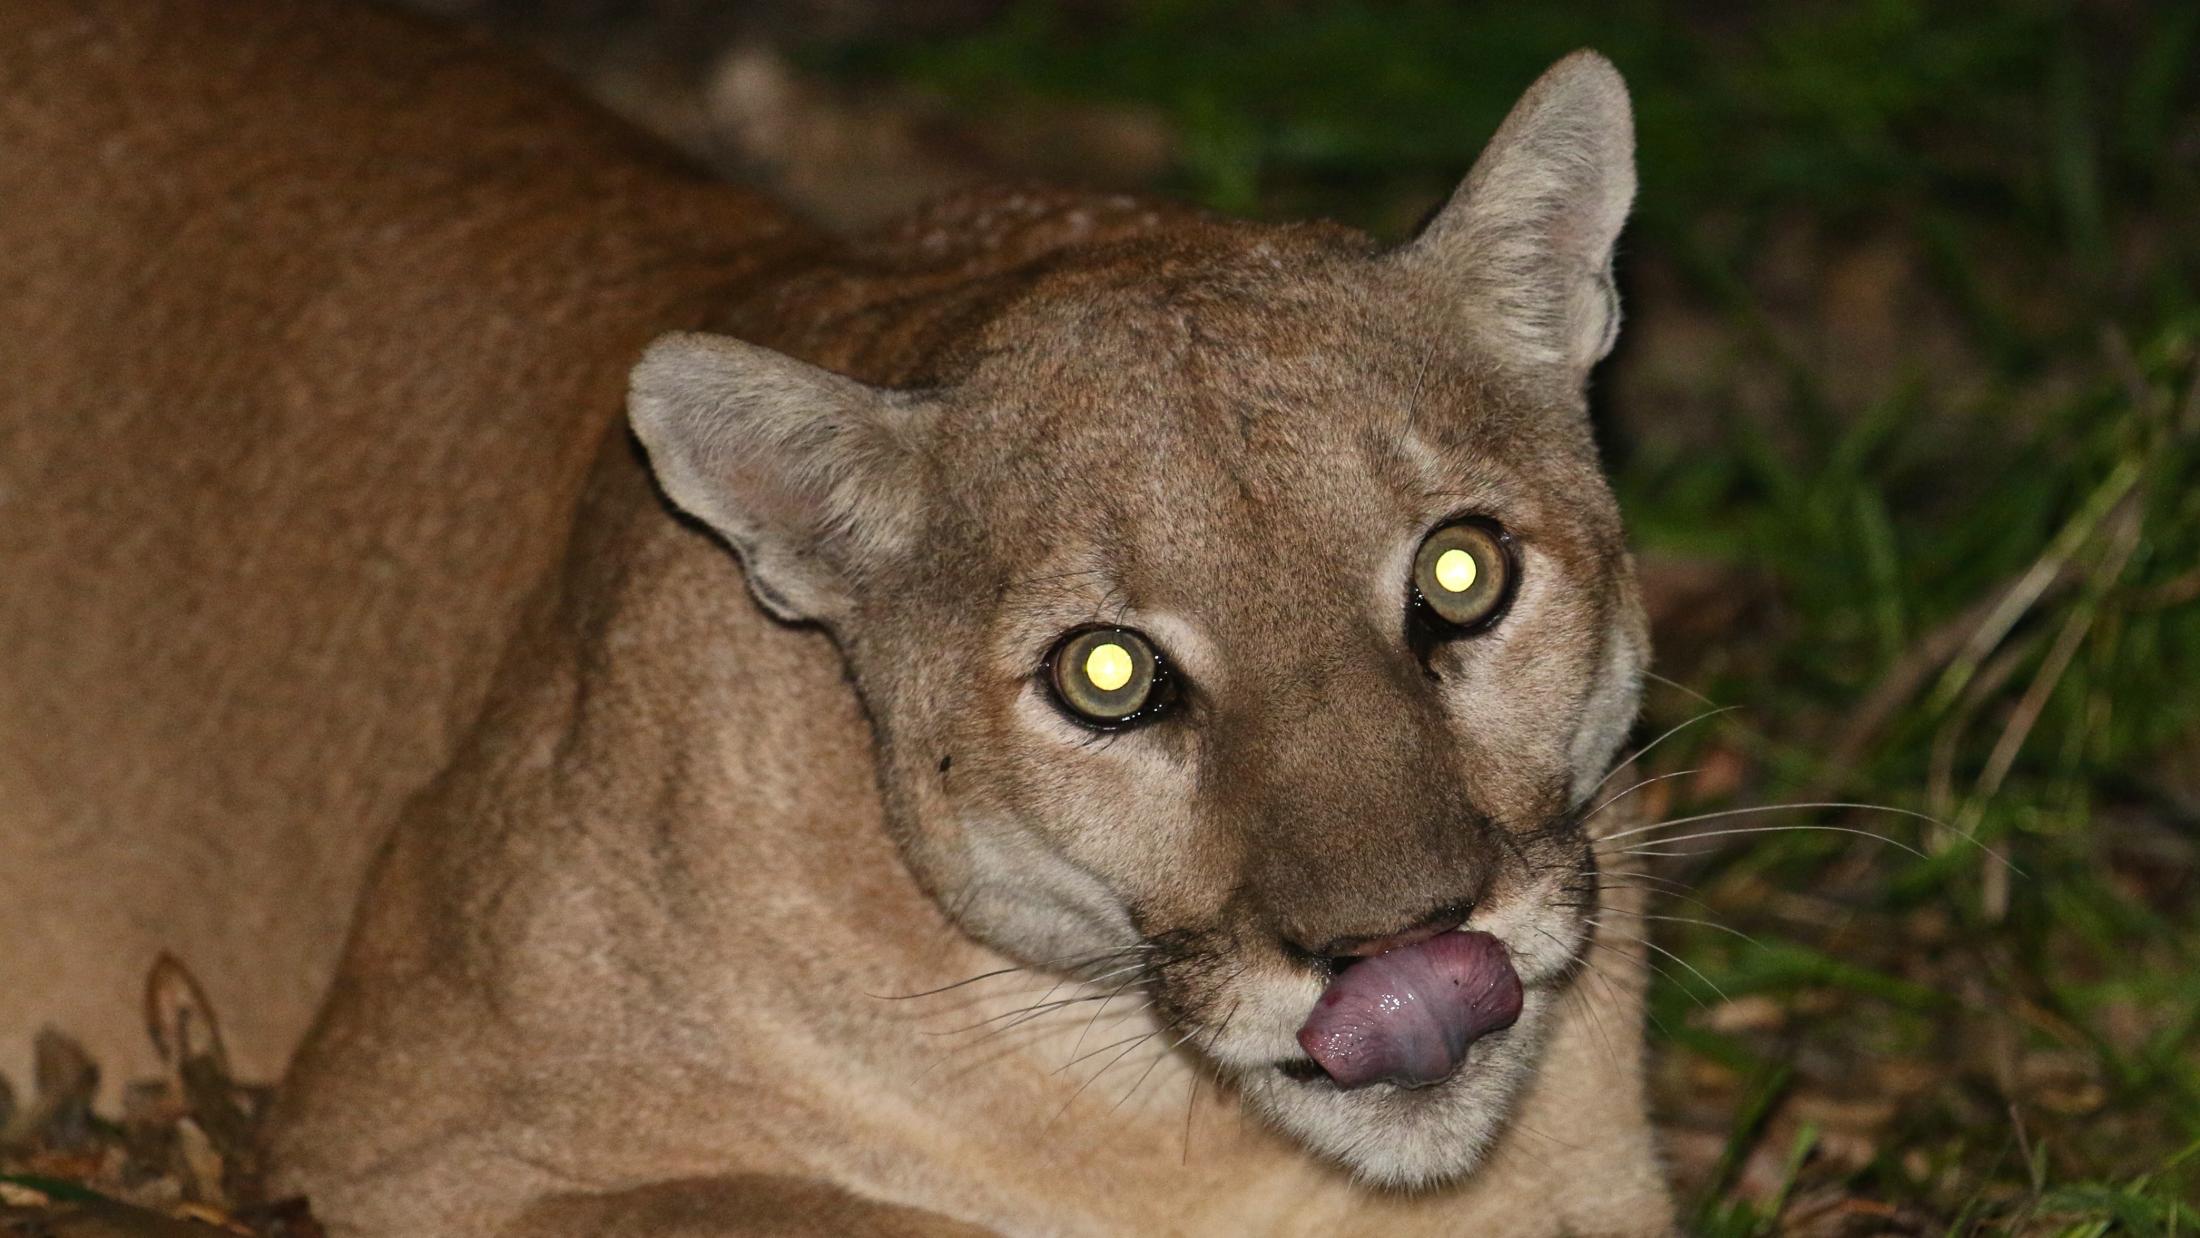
[{"x1": 1295, "y1": 930, "x2": 1523, "y2": 1090}]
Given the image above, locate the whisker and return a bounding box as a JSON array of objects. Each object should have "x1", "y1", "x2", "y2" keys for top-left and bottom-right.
[
  {"x1": 1594, "y1": 870, "x2": 1703, "y2": 899},
  {"x1": 1594, "y1": 798, "x2": 2026, "y2": 874},
  {"x1": 1070, "y1": 976, "x2": 1149, "y2": 1060},
  {"x1": 1572, "y1": 870, "x2": 1726, "y2": 919},
  {"x1": 1111, "y1": 1021, "x2": 1206, "y2": 1116},
  {"x1": 902, "y1": 971, "x2": 1135, "y2": 1020},
  {"x1": 913, "y1": 1001, "x2": 1119, "y2": 1081},
  {"x1": 1583, "y1": 937, "x2": 1710, "y2": 1011},
  {"x1": 1563, "y1": 929, "x2": 1678, "y2": 1041},
  {"x1": 1645, "y1": 669, "x2": 1723, "y2": 709},
  {"x1": 1618, "y1": 804, "x2": 2018, "y2": 877},
  {"x1": 954, "y1": 989, "x2": 1144, "y2": 1037},
  {"x1": 1587, "y1": 907, "x2": 1766, "y2": 949},
  {"x1": 1053, "y1": 1028, "x2": 1164, "y2": 1122},
  {"x1": 1561, "y1": 869, "x2": 1735, "y2": 927},
  {"x1": 1053, "y1": 1021, "x2": 1161, "y2": 1077},
  {"x1": 1593, "y1": 705, "x2": 1740, "y2": 793},
  {"x1": 923, "y1": 1008, "x2": 1112, "y2": 1083},
  {"x1": 1599, "y1": 800, "x2": 1943, "y2": 845},
  {"x1": 870, "y1": 964, "x2": 1030, "y2": 1002},
  {"x1": 1530, "y1": 925, "x2": 1624, "y2": 1076},
  {"x1": 1591, "y1": 921, "x2": 1731, "y2": 1004},
  {"x1": 924, "y1": 965, "x2": 1150, "y2": 1038},
  {"x1": 1557, "y1": 901, "x2": 1760, "y2": 949},
  {"x1": 1583, "y1": 767, "x2": 1702, "y2": 825},
  {"x1": 1612, "y1": 822, "x2": 1930, "y2": 861},
  {"x1": 1013, "y1": 955, "x2": 1147, "y2": 1030}
]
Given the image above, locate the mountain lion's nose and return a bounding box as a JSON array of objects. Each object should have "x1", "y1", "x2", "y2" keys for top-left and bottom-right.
[{"x1": 1291, "y1": 899, "x2": 1473, "y2": 969}]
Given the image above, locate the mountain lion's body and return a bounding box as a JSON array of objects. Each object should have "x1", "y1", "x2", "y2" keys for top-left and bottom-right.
[{"x1": 1, "y1": 1, "x2": 1673, "y2": 1233}]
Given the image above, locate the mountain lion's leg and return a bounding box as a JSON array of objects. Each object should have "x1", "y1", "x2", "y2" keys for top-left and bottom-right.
[{"x1": 502, "y1": 1176, "x2": 997, "y2": 1238}]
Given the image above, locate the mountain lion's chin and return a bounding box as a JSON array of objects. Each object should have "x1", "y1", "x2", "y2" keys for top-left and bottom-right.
[{"x1": 1237, "y1": 991, "x2": 1552, "y2": 1189}]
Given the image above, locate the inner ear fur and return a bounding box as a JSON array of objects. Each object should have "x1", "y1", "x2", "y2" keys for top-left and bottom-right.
[
  {"x1": 1393, "y1": 49, "x2": 1637, "y2": 375},
  {"x1": 627, "y1": 331, "x2": 930, "y2": 623}
]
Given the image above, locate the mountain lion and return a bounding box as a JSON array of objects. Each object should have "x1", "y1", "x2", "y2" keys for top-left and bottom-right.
[{"x1": 0, "y1": 0, "x2": 1671, "y2": 1232}]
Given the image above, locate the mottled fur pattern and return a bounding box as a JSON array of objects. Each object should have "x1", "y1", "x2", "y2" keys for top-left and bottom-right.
[{"x1": 2, "y1": 1, "x2": 1673, "y2": 1233}]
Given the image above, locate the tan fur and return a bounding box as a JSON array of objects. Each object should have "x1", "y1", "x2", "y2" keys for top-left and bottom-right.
[{"x1": 1, "y1": 2, "x2": 1674, "y2": 1233}]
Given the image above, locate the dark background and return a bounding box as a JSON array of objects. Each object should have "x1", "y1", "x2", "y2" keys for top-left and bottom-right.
[{"x1": 411, "y1": 2, "x2": 2200, "y2": 1230}]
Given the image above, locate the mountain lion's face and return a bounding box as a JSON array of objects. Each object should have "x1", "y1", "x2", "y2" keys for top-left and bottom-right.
[
  {"x1": 853, "y1": 243, "x2": 1643, "y2": 1182},
  {"x1": 632, "y1": 53, "x2": 1642, "y2": 1186}
]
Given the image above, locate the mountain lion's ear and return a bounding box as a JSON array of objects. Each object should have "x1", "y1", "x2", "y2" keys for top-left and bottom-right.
[
  {"x1": 1394, "y1": 50, "x2": 1636, "y2": 374},
  {"x1": 628, "y1": 332, "x2": 929, "y2": 623}
]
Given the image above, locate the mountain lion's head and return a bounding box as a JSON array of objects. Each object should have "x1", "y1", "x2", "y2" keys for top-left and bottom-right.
[{"x1": 630, "y1": 52, "x2": 1644, "y2": 1186}]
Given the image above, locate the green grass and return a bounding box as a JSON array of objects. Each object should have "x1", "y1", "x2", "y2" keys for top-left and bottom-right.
[{"x1": 813, "y1": 1, "x2": 2200, "y2": 1228}]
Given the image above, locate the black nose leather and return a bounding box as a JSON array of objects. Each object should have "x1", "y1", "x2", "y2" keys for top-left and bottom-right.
[{"x1": 1291, "y1": 899, "x2": 1474, "y2": 965}]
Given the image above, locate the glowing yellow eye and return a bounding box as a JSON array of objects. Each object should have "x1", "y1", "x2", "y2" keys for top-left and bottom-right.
[
  {"x1": 1049, "y1": 628, "x2": 1167, "y2": 725},
  {"x1": 1084, "y1": 642, "x2": 1134, "y2": 692},
  {"x1": 1412, "y1": 520, "x2": 1512, "y2": 631},
  {"x1": 1433, "y1": 548, "x2": 1478, "y2": 594}
]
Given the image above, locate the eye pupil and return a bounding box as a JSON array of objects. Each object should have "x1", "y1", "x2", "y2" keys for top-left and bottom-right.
[
  {"x1": 1084, "y1": 642, "x2": 1134, "y2": 692},
  {"x1": 1433, "y1": 548, "x2": 1477, "y2": 594}
]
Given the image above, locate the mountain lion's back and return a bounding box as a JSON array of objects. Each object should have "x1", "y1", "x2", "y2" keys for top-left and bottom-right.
[{"x1": 0, "y1": 0, "x2": 809, "y2": 1086}]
